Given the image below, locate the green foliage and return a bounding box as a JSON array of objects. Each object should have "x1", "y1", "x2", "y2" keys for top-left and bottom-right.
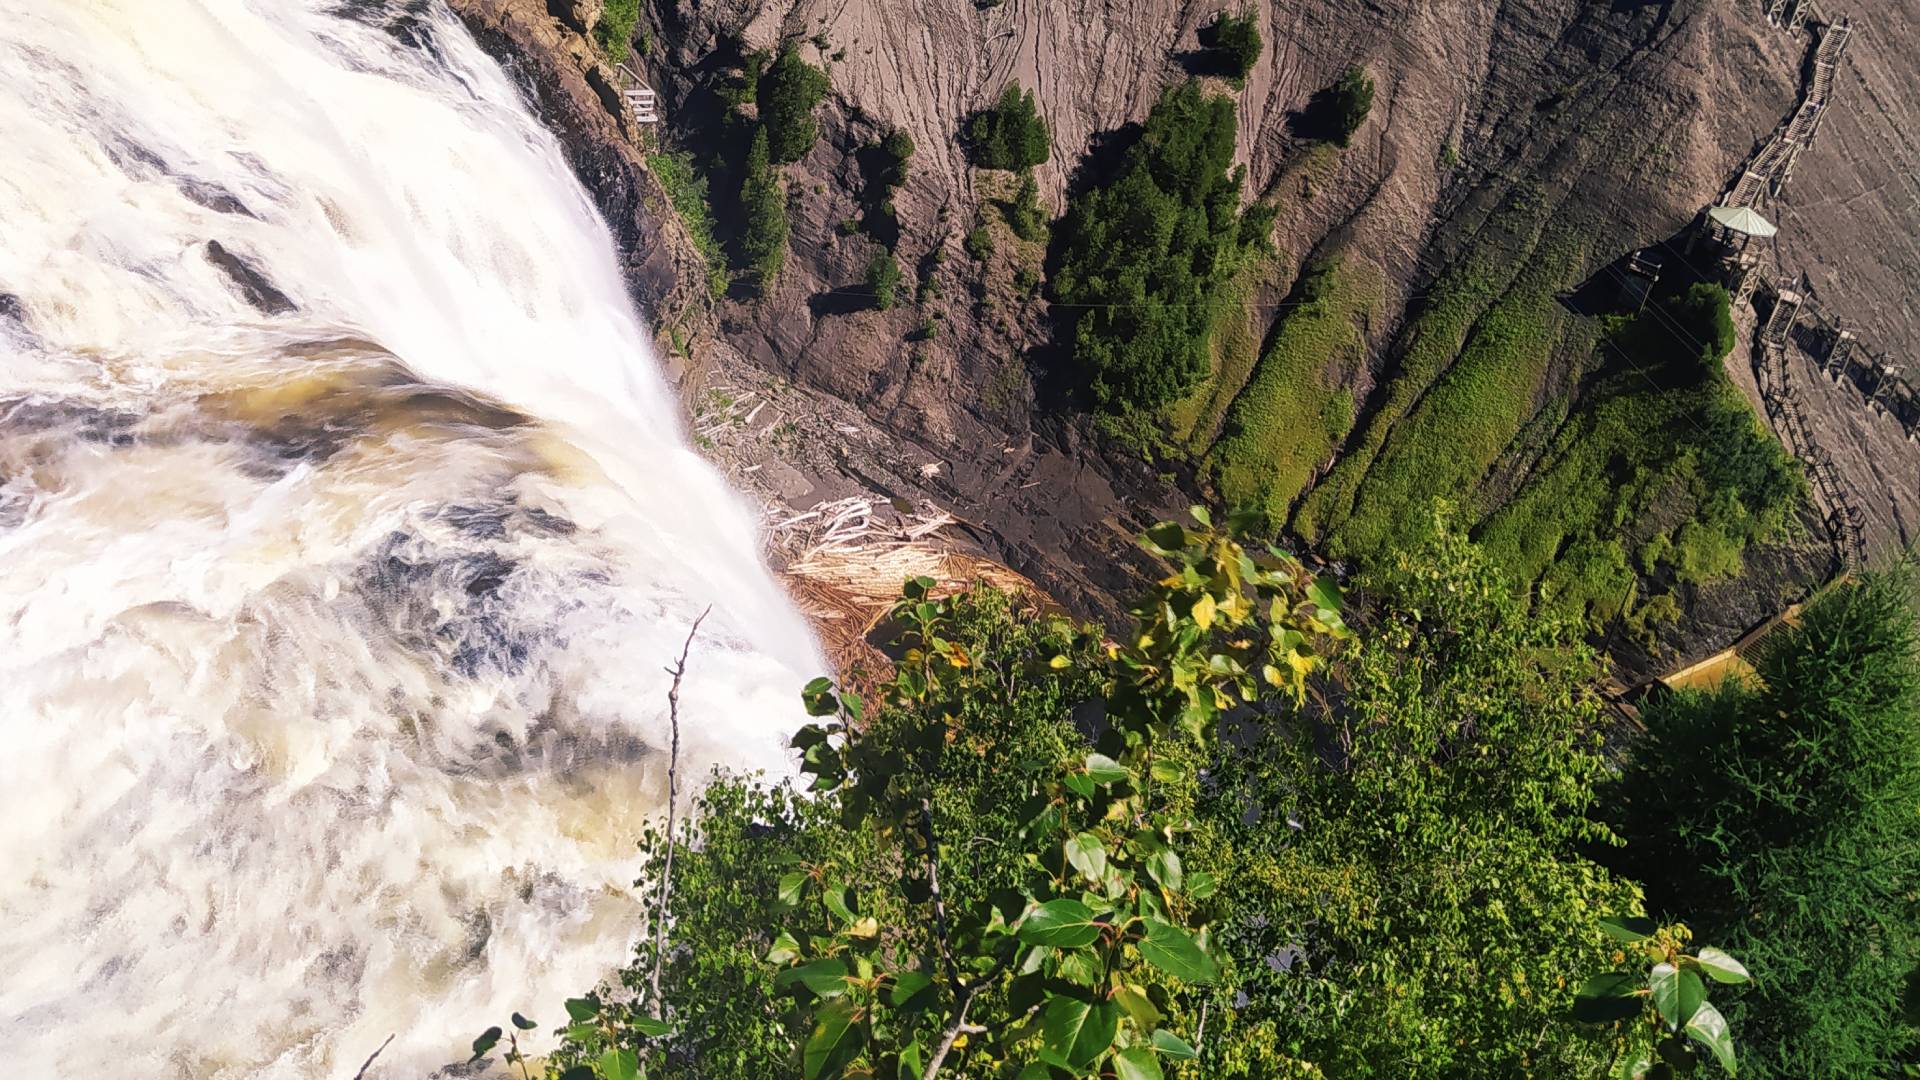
[
  {"x1": 1474, "y1": 284, "x2": 1801, "y2": 627},
  {"x1": 964, "y1": 224, "x2": 994, "y2": 261},
  {"x1": 1202, "y1": 10, "x2": 1262, "y2": 83},
  {"x1": 1304, "y1": 67, "x2": 1374, "y2": 147},
  {"x1": 1051, "y1": 81, "x2": 1267, "y2": 413},
  {"x1": 1610, "y1": 569, "x2": 1920, "y2": 1077},
  {"x1": 879, "y1": 128, "x2": 915, "y2": 189},
  {"x1": 758, "y1": 48, "x2": 831, "y2": 165},
  {"x1": 648, "y1": 151, "x2": 730, "y2": 298},
  {"x1": 1194, "y1": 506, "x2": 1640, "y2": 1075},
  {"x1": 594, "y1": 0, "x2": 641, "y2": 64},
  {"x1": 1207, "y1": 257, "x2": 1381, "y2": 525},
  {"x1": 1004, "y1": 169, "x2": 1048, "y2": 242},
  {"x1": 1324, "y1": 227, "x2": 1588, "y2": 560},
  {"x1": 775, "y1": 511, "x2": 1349, "y2": 1077},
  {"x1": 968, "y1": 84, "x2": 1051, "y2": 171},
  {"x1": 737, "y1": 128, "x2": 789, "y2": 287},
  {"x1": 865, "y1": 249, "x2": 902, "y2": 310},
  {"x1": 1573, "y1": 920, "x2": 1752, "y2": 1078}
]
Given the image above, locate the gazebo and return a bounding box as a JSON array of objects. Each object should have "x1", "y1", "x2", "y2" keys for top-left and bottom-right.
[{"x1": 1705, "y1": 205, "x2": 1778, "y2": 251}]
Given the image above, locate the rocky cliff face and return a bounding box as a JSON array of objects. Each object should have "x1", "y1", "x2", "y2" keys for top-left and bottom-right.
[{"x1": 448, "y1": 0, "x2": 1920, "y2": 674}]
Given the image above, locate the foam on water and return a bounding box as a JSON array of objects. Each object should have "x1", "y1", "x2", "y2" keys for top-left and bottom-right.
[{"x1": 0, "y1": 1, "x2": 818, "y2": 1074}]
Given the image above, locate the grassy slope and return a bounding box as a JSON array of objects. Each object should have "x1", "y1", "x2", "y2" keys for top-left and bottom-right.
[
  {"x1": 1321, "y1": 226, "x2": 1588, "y2": 559},
  {"x1": 1205, "y1": 256, "x2": 1383, "y2": 525}
]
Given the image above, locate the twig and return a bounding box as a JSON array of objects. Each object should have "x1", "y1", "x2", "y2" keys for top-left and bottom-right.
[
  {"x1": 648, "y1": 605, "x2": 711, "y2": 1015},
  {"x1": 349, "y1": 1034, "x2": 394, "y2": 1080}
]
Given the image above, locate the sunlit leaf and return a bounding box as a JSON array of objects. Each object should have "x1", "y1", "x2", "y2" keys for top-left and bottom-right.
[
  {"x1": 1135, "y1": 917, "x2": 1218, "y2": 984},
  {"x1": 1695, "y1": 946, "x2": 1751, "y2": 985},
  {"x1": 1684, "y1": 1000, "x2": 1736, "y2": 1076},
  {"x1": 803, "y1": 999, "x2": 863, "y2": 1079},
  {"x1": 1150, "y1": 1029, "x2": 1199, "y2": 1059},
  {"x1": 1065, "y1": 832, "x2": 1107, "y2": 883},
  {"x1": 1040, "y1": 995, "x2": 1119, "y2": 1070},
  {"x1": 1114, "y1": 1045, "x2": 1165, "y2": 1080},
  {"x1": 1017, "y1": 899, "x2": 1103, "y2": 948}
]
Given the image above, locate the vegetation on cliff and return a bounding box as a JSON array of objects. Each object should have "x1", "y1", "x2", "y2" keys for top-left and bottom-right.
[
  {"x1": 472, "y1": 510, "x2": 1920, "y2": 1078},
  {"x1": 967, "y1": 84, "x2": 1051, "y2": 171},
  {"x1": 1050, "y1": 82, "x2": 1274, "y2": 415},
  {"x1": 738, "y1": 128, "x2": 788, "y2": 286},
  {"x1": 1199, "y1": 10, "x2": 1262, "y2": 85},
  {"x1": 1609, "y1": 566, "x2": 1920, "y2": 1078},
  {"x1": 758, "y1": 47, "x2": 832, "y2": 165}
]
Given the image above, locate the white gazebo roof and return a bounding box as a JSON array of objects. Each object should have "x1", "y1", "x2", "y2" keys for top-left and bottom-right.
[{"x1": 1708, "y1": 204, "x2": 1779, "y2": 239}]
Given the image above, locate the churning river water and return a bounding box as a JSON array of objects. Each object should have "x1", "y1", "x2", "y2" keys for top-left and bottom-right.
[{"x1": 0, "y1": 1, "x2": 819, "y2": 1074}]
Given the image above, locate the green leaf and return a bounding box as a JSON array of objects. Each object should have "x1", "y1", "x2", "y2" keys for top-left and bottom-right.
[
  {"x1": 1014, "y1": 1065, "x2": 1052, "y2": 1080},
  {"x1": 1611, "y1": 1052, "x2": 1654, "y2": 1080},
  {"x1": 889, "y1": 970, "x2": 937, "y2": 1011},
  {"x1": 1065, "y1": 832, "x2": 1108, "y2": 883},
  {"x1": 801, "y1": 676, "x2": 839, "y2": 717},
  {"x1": 1146, "y1": 847, "x2": 1183, "y2": 892},
  {"x1": 1136, "y1": 917, "x2": 1218, "y2": 984},
  {"x1": 469, "y1": 1026, "x2": 501, "y2": 1061},
  {"x1": 1084, "y1": 753, "x2": 1130, "y2": 786},
  {"x1": 897, "y1": 1037, "x2": 924, "y2": 1080},
  {"x1": 840, "y1": 690, "x2": 865, "y2": 722},
  {"x1": 1018, "y1": 899, "x2": 1103, "y2": 948},
  {"x1": 1307, "y1": 574, "x2": 1342, "y2": 612},
  {"x1": 1186, "y1": 871, "x2": 1217, "y2": 899},
  {"x1": 777, "y1": 957, "x2": 852, "y2": 998},
  {"x1": 1114, "y1": 1046, "x2": 1165, "y2": 1080},
  {"x1": 564, "y1": 996, "x2": 600, "y2": 1022},
  {"x1": 1572, "y1": 972, "x2": 1644, "y2": 1023},
  {"x1": 1695, "y1": 946, "x2": 1751, "y2": 985},
  {"x1": 822, "y1": 884, "x2": 856, "y2": 924},
  {"x1": 778, "y1": 871, "x2": 809, "y2": 909},
  {"x1": 1599, "y1": 915, "x2": 1658, "y2": 943},
  {"x1": 766, "y1": 930, "x2": 802, "y2": 965},
  {"x1": 631, "y1": 1016, "x2": 671, "y2": 1038},
  {"x1": 599, "y1": 1046, "x2": 641, "y2": 1080},
  {"x1": 1142, "y1": 523, "x2": 1188, "y2": 554},
  {"x1": 1051, "y1": 946, "x2": 1101, "y2": 987},
  {"x1": 1150, "y1": 1029, "x2": 1199, "y2": 1059},
  {"x1": 803, "y1": 999, "x2": 863, "y2": 1079},
  {"x1": 511, "y1": 1012, "x2": 537, "y2": 1031},
  {"x1": 1041, "y1": 995, "x2": 1119, "y2": 1070},
  {"x1": 1149, "y1": 757, "x2": 1182, "y2": 784},
  {"x1": 1650, "y1": 963, "x2": 1705, "y2": 1029},
  {"x1": 1063, "y1": 771, "x2": 1096, "y2": 798},
  {"x1": 1113, "y1": 984, "x2": 1162, "y2": 1029},
  {"x1": 1684, "y1": 1000, "x2": 1736, "y2": 1076},
  {"x1": 1189, "y1": 505, "x2": 1213, "y2": 527}
]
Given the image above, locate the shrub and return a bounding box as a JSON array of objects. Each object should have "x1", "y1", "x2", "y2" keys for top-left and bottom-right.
[
  {"x1": 864, "y1": 249, "x2": 901, "y2": 310},
  {"x1": 736, "y1": 128, "x2": 788, "y2": 286},
  {"x1": 1610, "y1": 569, "x2": 1920, "y2": 1078},
  {"x1": 647, "y1": 151, "x2": 729, "y2": 298},
  {"x1": 593, "y1": 0, "x2": 641, "y2": 63},
  {"x1": 879, "y1": 128, "x2": 914, "y2": 188},
  {"x1": 757, "y1": 47, "x2": 830, "y2": 164},
  {"x1": 1196, "y1": 507, "x2": 1637, "y2": 1075},
  {"x1": 1003, "y1": 169, "x2": 1047, "y2": 241},
  {"x1": 1302, "y1": 66, "x2": 1375, "y2": 147},
  {"x1": 966, "y1": 83, "x2": 1050, "y2": 170},
  {"x1": 1051, "y1": 80, "x2": 1267, "y2": 413},
  {"x1": 963, "y1": 224, "x2": 994, "y2": 261},
  {"x1": 1203, "y1": 9, "x2": 1262, "y2": 83}
]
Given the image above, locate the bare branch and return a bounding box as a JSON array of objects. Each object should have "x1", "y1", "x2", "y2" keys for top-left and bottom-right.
[
  {"x1": 648, "y1": 605, "x2": 711, "y2": 1017},
  {"x1": 349, "y1": 1033, "x2": 394, "y2": 1080}
]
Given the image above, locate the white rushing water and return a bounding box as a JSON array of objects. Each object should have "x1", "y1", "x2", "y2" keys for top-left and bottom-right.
[{"x1": 0, "y1": 1, "x2": 820, "y2": 1074}]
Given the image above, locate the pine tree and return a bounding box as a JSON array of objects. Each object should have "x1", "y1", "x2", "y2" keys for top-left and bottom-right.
[{"x1": 1612, "y1": 568, "x2": 1920, "y2": 1077}]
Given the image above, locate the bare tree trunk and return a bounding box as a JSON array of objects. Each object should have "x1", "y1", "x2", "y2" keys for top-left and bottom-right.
[
  {"x1": 349, "y1": 1033, "x2": 394, "y2": 1080},
  {"x1": 648, "y1": 606, "x2": 710, "y2": 1016}
]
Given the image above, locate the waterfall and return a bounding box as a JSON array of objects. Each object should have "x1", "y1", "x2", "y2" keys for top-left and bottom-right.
[{"x1": 0, "y1": 1, "x2": 819, "y2": 1074}]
